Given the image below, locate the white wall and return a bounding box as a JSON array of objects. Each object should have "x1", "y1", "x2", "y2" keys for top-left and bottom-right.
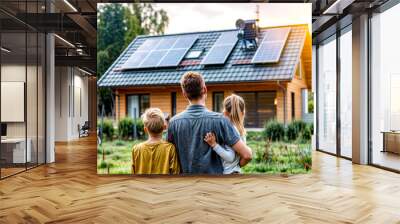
[{"x1": 55, "y1": 66, "x2": 89, "y2": 141}]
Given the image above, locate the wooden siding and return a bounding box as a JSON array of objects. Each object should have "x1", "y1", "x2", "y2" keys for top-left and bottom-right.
[
  {"x1": 285, "y1": 62, "x2": 309, "y2": 122},
  {"x1": 115, "y1": 83, "x2": 283, "y2": 125},
  {"x1": 113, "y1": 61, "x2": 308, "y2": 126},
  {"x1": 150, "y1": 92, "x2": 171, "y2": 114}
]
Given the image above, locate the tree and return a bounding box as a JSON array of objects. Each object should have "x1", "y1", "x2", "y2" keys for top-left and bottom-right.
[{"x1": 97, "y1": 3, "x2": 168, "y2": 116}]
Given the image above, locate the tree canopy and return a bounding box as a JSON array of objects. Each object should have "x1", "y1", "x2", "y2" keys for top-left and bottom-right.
[{"x1": 97, "y1": 3, "x2": 168, "y2": 116}]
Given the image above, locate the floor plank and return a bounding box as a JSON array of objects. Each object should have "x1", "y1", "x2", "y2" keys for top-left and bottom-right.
[{"x1": 0, "y1": 136, "x2": 400, "y2": 223}]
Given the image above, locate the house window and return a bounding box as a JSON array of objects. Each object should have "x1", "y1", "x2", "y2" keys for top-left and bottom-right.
[
  {"x1": 291, "y1": 92, "x2": 295, "y2": 120},
  {"x1": 185, "y1": 49, "x2": 203, "y2": 59},
  {"x1": 126, "y1": 94, "x2": 150, "y2": 119},
  {"x1": 236, "y1": 91, "x2": 276, "y2": 128},
  {"x1": 171, "y1": 92, "x2": 177, "y2": 116},
  {"x1": 213, "y1": 92, "x2": 224, "y2": 113}
]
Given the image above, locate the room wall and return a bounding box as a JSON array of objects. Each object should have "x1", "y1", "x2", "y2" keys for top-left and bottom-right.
[
  {"x1": 1, "y1": 64, "x2": 41, "y2": 138},
  {"x1": 55, "y1": 66, "x2": 89, "y2": 141},
  {"x1": 1, "y1": 63, "x2": 46, "y2": 164}
]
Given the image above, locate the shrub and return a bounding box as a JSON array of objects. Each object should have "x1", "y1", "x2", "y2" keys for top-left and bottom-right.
[
  {"x1": 308, "y1": 123, "x2": 314, "y2": 134},
  {"x1": 118, "y1": 117, "x2": 134, "y2": 139},
  {"x1": 286, "y1": 123, "x2": 297, "y2": 141},
  {"x1": 98, "y1": 160, "x2": 107, "y2": 169},
  {"x1": 300, "y1": 123, "x2": 313, "y2": 141},
  {"x1": 134, "y1": 119, "x2": 145, "y2": 137},
  {"x1": 308, "y1": 100, "x2": 314, "y2": 113},
  {"x1": 118, "y1": 117, "x2": 145, "y2": 139},
  {"x1": 98, "y1": 119, "x2": 115, "y2": 140},
  {"x1": 263, "y1": 120, "x2": 285, "y2": 141},
  {"x1": 286, "y1": 120, "x2": 307, "y2": 141}
]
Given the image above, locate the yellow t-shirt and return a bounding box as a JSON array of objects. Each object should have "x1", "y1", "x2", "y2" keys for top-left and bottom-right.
[{"x1": 132, "y1": 141, "x2": 180, "y2": 175}]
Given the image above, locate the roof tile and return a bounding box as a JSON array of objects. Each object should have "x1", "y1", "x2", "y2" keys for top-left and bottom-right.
[{"x1": 98, "y1": 25, "x2": 308, "y2": 87}]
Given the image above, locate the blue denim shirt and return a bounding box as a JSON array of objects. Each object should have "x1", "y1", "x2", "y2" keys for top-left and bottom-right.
[{"x1": 168, "y1": 104, "x2": 240, "y2": 174}]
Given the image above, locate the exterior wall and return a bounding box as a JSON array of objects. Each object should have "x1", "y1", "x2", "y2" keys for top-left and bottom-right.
[
  {"x1": 115, "y1": 83, "x2": 283, "y2": 125},
  {"x1": 114, "y1": 62, "x2": 309, "y2": 126},
  {"x1": 285, "y1": 61, "x2": 309, "y2": 123}
]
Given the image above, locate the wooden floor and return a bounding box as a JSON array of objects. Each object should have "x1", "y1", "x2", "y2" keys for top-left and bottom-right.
[{"x1": 1, "y1": 136, "x2": 400, "y2": 223}]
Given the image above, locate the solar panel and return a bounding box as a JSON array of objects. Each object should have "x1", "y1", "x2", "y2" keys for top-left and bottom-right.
[
  {"x1": 158, "y1": 49, "x2": 187, "y2": 67},
  {"x1": 174, "y1": 35, "x2": 198, "y2": 48},
  {"x1": 157, "y1": 35, "x2": 198, "y2": 67},
  {"x1": 140, "y1": 50, "x2": 168, "y2": 68},
  {"x1": 155, "y1": 37, "x2": 178, "y2": 50},
  {"x1": 121, "y1": 35, "x2": 198, "y2": 70},
  {"x1": 201, "y1": 31, "x2": 238, "y2": 65},
  {"x1": 138, "y1": 38, "x2": 161, "y2": 51},
  {"x1": 121, "y1": 51, "x2": 149, "y2": 69},
  {"x1": 251, "y1": 27, "x2": 291, "y2": 64}
]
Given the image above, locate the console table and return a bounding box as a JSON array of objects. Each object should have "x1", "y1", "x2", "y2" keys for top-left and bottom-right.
[
  {"x1": 1, "y1": 138, "x2": 32, "y2": 164},
  {"x1": 381, "y1": 131, "x2": 400, "y2": 154}
]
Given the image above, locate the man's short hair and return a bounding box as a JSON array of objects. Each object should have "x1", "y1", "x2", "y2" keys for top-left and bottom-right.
[
  {"x1": 141, "y1": 108, "x2": 165, "y2": 134},
  {"x1": 180, "y1": 71, "x2": 205, "y2": 100}
]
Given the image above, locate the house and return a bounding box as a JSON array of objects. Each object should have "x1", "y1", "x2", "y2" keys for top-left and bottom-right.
[{"x1": 98, "y1": 22, "x2": 312, "y2": 128}]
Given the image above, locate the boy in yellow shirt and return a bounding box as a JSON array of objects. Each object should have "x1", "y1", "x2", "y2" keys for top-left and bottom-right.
[{"x1": 132, "y1": 108, "x2": 180, "y2": 174}]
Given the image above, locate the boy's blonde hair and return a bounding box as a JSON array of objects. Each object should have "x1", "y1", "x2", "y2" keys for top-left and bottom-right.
[{"x1": 141, "y1": 108, "x2": 165, "y2": 134}]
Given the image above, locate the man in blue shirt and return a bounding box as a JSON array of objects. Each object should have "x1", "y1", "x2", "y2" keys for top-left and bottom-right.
[{"x1": 168, "y1": 71, "x2": 252, "y2": 174}]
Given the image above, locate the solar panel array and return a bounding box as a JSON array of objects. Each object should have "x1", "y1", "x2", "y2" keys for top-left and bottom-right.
[
  {"x1": 251, "y1": 27, "x2": 291, "y2": 64},
  {"x1": 201, "y1": 31, "x2": 239, "y2": 65},
  {"x1": 121, "y1": 35, "x2": 198, "y2": 70}
]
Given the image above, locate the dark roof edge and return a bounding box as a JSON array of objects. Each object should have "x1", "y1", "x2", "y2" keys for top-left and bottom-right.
[
  {"x1": 135, "y1": 28, "x2": 238, "y2": 39},
  {"x1": 98, "y1": 79, "x2": 293, "y2": 89}
]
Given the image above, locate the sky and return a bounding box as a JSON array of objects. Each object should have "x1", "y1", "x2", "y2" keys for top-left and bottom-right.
[{"x1": 153, "y1": 3, "x2": 312, "y2": 34}]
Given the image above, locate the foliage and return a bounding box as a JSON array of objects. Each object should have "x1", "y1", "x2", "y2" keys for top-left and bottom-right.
[
  {"x1": 97, "y1": 140, "x2": 141, "y2": 174},
  {"x1": 97, "y1": 3, "x2": 168, "y2": 116},
  {"x1": 308, "y1": 100, "x2": 314, "y2": 114},
  {"x1": 263, "y1": 120, "x2": 285, "y2": 141},
  {"x1": 298, "y1": 123, "x2": 313, "y2": 143},
  {"x1": 118, "y1": 117, "x2": 134, "y2": 139},
  {"x1": 118, "y1": 117, "x2": 145, "y2": 139},
  {"x1": 246, "y1": 131, "x2": 264, "y2": 142},
  {"x1": 308, "y1": 92, "x2": 314, "y2": 113},
  {"x1": 242, "y1": 140, "x2": 312, "y2": 174},
  {"x1": 97, "y1": 138, "x2": 312, "y2": 175},
  {"x1": 286, "y1": 120, "x2": 307, "y2": 141},
  {"x1": 98, "y1": 119, "x2": 115, "y2": 140}
]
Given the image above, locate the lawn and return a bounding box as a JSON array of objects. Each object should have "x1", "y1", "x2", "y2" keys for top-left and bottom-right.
[{"x1": 97, "y1": 132, "x2": 312, "y2": 175}]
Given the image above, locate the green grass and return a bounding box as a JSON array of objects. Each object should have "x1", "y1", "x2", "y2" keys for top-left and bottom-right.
[
  {"x1": 97, "y1": 139, "x2": 141, "y2": 174},
  {"x1": 97, "y1": 132, "x2": 312, "y2": 175},
  {"x1": 242, "y1": 140, "x2": 311, "y2": 174}
]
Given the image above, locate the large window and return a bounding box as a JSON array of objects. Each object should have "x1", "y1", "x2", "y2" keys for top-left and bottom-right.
[
  {"x1": 0, "y1": 1, "x2": 46, "y2": 179},
  {"x1": 340, "y1": 27, "x2": 352, "y2": 158},
  {"x1": 236, "y1": 91, "x2": 276, "y2": 128},
  {"x1": 212, "y1": 92, "x2": 224, "y2": 113},
  {"x1": 317, "y1": 36, "x2": 337, "y2": 154},
  {"x1": 126, "y1": 94, "x2": 150, "y2": 119},
  {"x1": 371, "y1": 4, "x2": 400, "y2": 171}
]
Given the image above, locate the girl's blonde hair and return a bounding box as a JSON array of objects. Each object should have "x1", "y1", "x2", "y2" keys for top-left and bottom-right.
[{"x1": 223, "y1": 94, "x2": 246, "y2": 136}]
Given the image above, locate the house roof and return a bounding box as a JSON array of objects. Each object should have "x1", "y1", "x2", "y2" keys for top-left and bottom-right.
[{"x1": 98, "y1": 24, "x2": 311, "y2": 88}]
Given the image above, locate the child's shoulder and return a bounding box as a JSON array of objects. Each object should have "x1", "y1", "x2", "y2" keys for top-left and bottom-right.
[
  {"x1": 132, "y1": 142, "x2": 147, "y2": 151},
  {"x1": 159, "y1": 140, "x2": 175, "y2": 149}
]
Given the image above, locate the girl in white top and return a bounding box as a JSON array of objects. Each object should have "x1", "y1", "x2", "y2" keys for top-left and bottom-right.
[{"x1": 204, "y1": 94, "x2": 247, "y2": 174}]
